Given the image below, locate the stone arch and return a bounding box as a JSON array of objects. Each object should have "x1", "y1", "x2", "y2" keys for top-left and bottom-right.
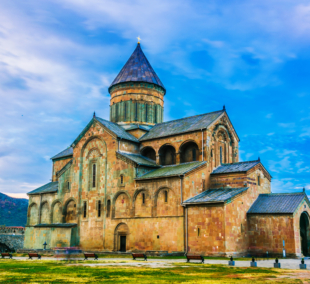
[
  {"x1": 40, "y1": 201, "x2": 50, "y2": 224},
  {"x1": 179, "y1": 140, "x2": 199, "y2": 163},
  {"x1": 158, "y1": 144, "x2": 176, "y2": 166},
  {"x1": 300, "y1": 211, "x2": 310, "y2": 256},
  {"x1": 133, "y1": 188, "x2": 151, "y2": 217},
  {"x1": 51, "y1": 200, "x2": 63, "y2": 223},
  {"x1": 141, "y1": 146, "x2": 156, "y2": 161},
  {"x1": 80, "y1": 135, "x2": 107, "y2": 193},
  {"x1": 154, "y1": 187, "x2": 178, "y2": 217},
  {"x1": 112, "y1": 191, "x2": 132, "y2": 218},
  {"x1": 28, "y1": 202, "x2": 38, "y2": 226},
  {"x1": 114, "y1": 223, "x2": 130, "y2": 252},
  {"x1": 213, "y1": 124, "x2": 233, "y2": 165},
  {"x1": 63, "y1": 198, "x2": 78, "y2": 224}
]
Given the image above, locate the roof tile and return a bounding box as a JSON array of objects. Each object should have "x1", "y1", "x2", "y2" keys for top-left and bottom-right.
[
  {"x1": 184, "y1": 187, "x2": 248, "y2": 204},
  {"x1": 139, "y1": 110, "x2": 224, "y2": 141},
  {"x1": 212, "y1": 160, "x2": 260, "y2": 174},
  {"x1": 109, "y1": 43, "x2": 165, "y2": 91},
  {"x1": 28, "y1": 182, "x2": 58, "y2": 195},
  {"x1": 51, "y1": 147, "x2": 73, "y2": 160},
  {"x1": 117, "y1": 152, "x2": 159, "y2": 167},
  {"x1": 248, "y1": 193, "x2": 308, "y2": 214},
  {"x1": 136, "y1": 161, "x2": 206, "y2": 180}
]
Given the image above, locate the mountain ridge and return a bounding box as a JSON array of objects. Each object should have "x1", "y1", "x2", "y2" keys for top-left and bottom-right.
[{"x1": 0, "y1": 192, "x2": 28, "y2": 227}]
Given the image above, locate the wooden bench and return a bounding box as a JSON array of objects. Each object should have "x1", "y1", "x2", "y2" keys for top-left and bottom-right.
[
  {"x1": 132, "y1": 253, "x2": 147, "y2": 261},
  {"x1": 1, "y1": 252, "x2": 12, "y2": 259},
  {"x1": 28, "y1": 253, "x2": 41, "y2": 260},
  {"x1": 186, "y1": 254, "x2": 204, "y2": 263},
  {"x1": 83, "y1": 253, "x2": 98, "y2": 260}
]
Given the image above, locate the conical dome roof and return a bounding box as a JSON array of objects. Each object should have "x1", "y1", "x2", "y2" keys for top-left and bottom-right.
[{"x1": 109, "y1": 43, "x2": 165, "y2": 93}]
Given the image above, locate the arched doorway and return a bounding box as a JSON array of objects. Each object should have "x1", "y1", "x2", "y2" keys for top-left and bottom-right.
[
  {"x1": 300, "y1": 212, "x2": 309, "y2": 256},
  {"x1": 114, "y1": 223, "x2": 129, "y2": 252}
]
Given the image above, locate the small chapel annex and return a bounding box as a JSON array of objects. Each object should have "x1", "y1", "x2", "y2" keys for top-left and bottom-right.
[{"x1": 24, "y1": 42, "x2": 310, "y2": 257}]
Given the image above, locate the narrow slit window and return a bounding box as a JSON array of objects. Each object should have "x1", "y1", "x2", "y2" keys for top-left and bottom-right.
[
  {"x1": 135, "y1": 102, "x2": 138, "y2": 121},
  {"x1": 202, "y1": 180, "x2": 205, "y2": 190},
  {"x1": 164, "y1": 191, "x2": 168, "y2": 202},
  {"x1": 115, "y1": 104, "x2": 118, "y2": 120},
  {"x1": 67, "y1": 181, "x2": 70, "y2": 190},
  {"x1": 220, "y1": 146, "x2": 223, "y2": 164},
  {"x1": 83, "y1": 201, "x2": 87, "y2": 218},
  {"x1": 92, "y1": 164, "x2": 96, "y2": 188},
  {"x1": 120, "y1": 175, "x2": 124, "y2": 184},
  {"x1": 98, "y1": 200, "x2": 101, "y2": 217},
  {"x1": 107, "y1": 200, "x2": 111, "y2": 217},
  {"x1": 145, "y1": 104, "x2": 148, "y2": 122},
  {"x1": 258, "y1": 176, "x2": 261, "y2": 186},
  {"x1": 198, "y1": 228, "x2": 200, "y2": 237},
  {"x1": 124, "y1": 102, "x2": 127, "y2": 121},
  {"x1": 154, "y1": 105, "x2": 157, "y2": 123},
  {"x1": 142, "y1": 193, "x2": 145, "y2": 204}
]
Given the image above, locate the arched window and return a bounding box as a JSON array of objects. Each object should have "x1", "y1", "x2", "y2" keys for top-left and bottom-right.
[
  {"x1": 145, "y1": 104, "x2": 148, "y2": 122},
  {"x1": 165, "y1": 191, "x2": 168, "y2": 202},
  {"x1": 92, "y1": 164, "x2": 96, "y2": 188},
  {"x1": 107, "y1": 200, "x2": 111, "y2": 217}
]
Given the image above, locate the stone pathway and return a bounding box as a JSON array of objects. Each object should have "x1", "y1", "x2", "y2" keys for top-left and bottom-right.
[{"x1": 8, "y1": 257, "x2": 310, "y2": 270}]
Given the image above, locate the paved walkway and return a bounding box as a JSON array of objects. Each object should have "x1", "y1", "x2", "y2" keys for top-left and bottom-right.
[{"x1": 8, "y1": 257, "x2": 310, "y2": 270}]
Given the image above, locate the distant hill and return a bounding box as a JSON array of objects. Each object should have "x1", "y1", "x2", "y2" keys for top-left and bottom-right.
[{"x1": 0, "y1": 192, "x2": 28, "y2": 227}]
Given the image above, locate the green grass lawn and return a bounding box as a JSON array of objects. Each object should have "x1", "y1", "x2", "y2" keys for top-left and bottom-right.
[{"x1": 0, "y1": 259, "x2": 307, "y2": 283}]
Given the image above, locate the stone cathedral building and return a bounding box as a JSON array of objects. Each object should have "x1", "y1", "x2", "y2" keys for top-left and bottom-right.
[{"x1": 24, "y1": 43, "x2": 310, "y2": 257}]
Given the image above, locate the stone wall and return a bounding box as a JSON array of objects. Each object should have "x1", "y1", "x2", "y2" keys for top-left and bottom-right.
[{"x1": 0, "y1": 234, "x2": 24, "y2": 252}]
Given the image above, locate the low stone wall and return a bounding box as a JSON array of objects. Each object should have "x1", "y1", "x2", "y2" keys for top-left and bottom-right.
[{"x1": 0, "y1": 234, "x2": 24, "y2": 252}]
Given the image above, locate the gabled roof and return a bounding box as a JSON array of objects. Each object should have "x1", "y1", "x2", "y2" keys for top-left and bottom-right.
[
  {"x1": 95, "y1": 117, "x2": 139, "y2": 143},
  {"x1": 109, "y1": 43, "x2": 165, "y2": 92},
  {"x1": 117, "y1": 152, "x2": 159, "y2": 168},
  {"x1": 136, "y1": 161, "x2": 206, "y2": 180},
  {"x1": 184, "y1": 187, "x2": 248, "y2": 204},
  {"x1": 71, "y1": 117, "x2": 139, "y2": 147},
  {"x1": 28, "y1": 182, "x2": 58, "y2": 195},
  {"x1": 139, "y1": 110, "x2": 224, "y2": 141},
  {"x1": 248, "y1": 193, "x2": 309, "y2": 214},
  {"x1": 212, "y1": 160, "x2": 260, "y2": 174},
  {"x1": 51, "y1": 147, "x2": 73, "y2": 160}
]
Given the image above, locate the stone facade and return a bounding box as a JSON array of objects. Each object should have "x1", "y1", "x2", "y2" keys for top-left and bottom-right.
[{"x1": 24, "y1": 43, "x2": 309, "y2": 257}]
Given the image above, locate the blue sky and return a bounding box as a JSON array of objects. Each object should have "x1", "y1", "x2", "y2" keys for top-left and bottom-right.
[{"x1": 0, "y1": 0, "x2": 309, "y2": 198}]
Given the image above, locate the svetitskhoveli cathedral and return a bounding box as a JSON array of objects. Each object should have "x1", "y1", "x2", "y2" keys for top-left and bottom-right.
[{"x1": 24, "y1": 41, "x2": 310, "y2": 257}]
